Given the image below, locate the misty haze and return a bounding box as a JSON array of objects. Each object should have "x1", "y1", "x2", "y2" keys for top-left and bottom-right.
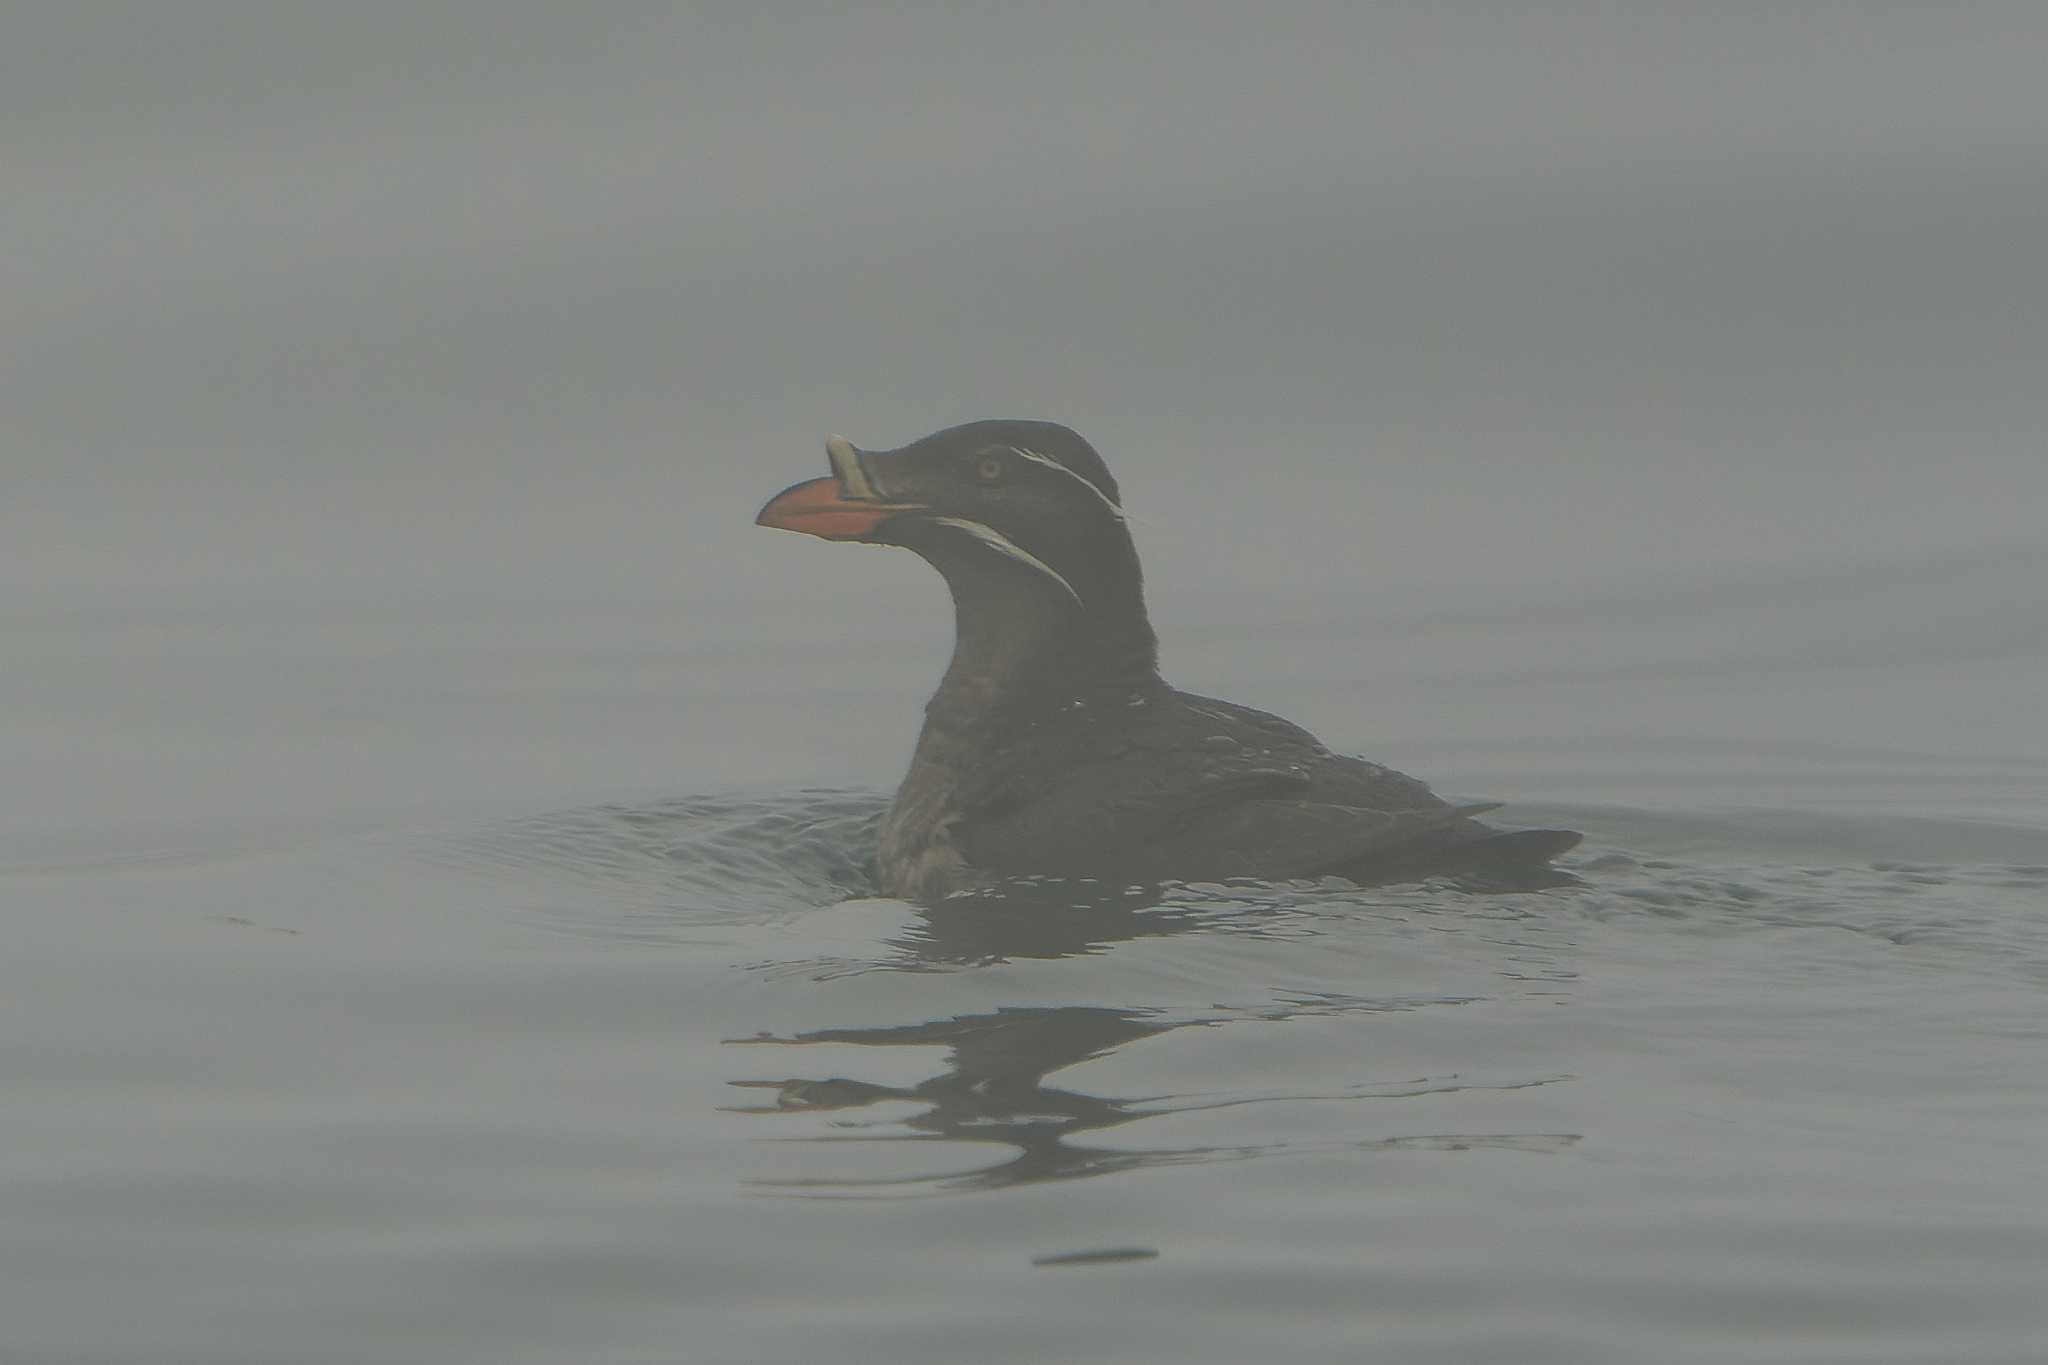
[{"x1": 6, "y1": 7, "x2": 2047, "y2": 1363}]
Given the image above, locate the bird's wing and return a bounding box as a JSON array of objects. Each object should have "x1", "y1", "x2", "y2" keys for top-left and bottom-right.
[
  {"x1": 957, "y1": 753, "x2": 1318, "y2": 874},
  {"x1": 1111, "y1": 798, "x2": 1500, "y2": 884},
  {"x1": 958, "y1": 733, "x2": 1499, "y2": 883},
  {"x1": 1173, "y1": 692, "x2": 1449, "y2": 810},
  {"x1": 950, "y1": 688, "x2": 1510, "y2": 885}
]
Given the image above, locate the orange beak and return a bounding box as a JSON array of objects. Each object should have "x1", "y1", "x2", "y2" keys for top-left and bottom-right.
[
  {"x1": 758, "y1": 435, "x2": 925, "y2": 541},
  {"x1": 755, "y1": 476, "x2": 920, "y2": 541}
]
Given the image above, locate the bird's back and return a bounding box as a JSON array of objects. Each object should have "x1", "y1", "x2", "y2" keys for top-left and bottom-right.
[{"x1": 929, "y1": 687, "x2": 1578, "y2": 890}]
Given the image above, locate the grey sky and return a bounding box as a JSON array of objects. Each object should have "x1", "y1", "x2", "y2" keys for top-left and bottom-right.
[{"x1": 7, "y1": 4, "x2": 2046, "y2": 604}]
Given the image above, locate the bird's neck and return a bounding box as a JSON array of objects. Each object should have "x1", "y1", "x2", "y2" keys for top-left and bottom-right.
[{"x1": 919, "y1": 568, "x2": 1162, "y2": 750}]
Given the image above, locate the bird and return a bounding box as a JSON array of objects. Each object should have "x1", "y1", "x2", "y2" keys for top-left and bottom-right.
[{"x1": 756, "y1": 420, "x2": 1581, "y2": 901}]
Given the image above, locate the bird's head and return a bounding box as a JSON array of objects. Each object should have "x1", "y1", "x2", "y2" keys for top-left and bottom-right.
[{"x1": 756, "y1": 420, "x2": 1140, "y2": 616}]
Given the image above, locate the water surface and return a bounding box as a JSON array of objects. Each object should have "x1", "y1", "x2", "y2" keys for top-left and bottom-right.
[
  {"x1": 10, "y1": 7, "x2": 2048, "y2": 1359},
  {"x1": 7, "y1": 586, "x2": 2047, "y2": 1365}
]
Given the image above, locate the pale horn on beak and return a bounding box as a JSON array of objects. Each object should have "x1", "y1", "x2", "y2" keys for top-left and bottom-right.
[
  {"x1": 825, "y1": 435, "x2": 884, "y2": 501},
  {"x1": 756, "y1": 434, "x2": 923, "y2": 541}
]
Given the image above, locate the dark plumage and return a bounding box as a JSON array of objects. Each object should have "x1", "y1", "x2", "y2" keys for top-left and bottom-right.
[{"x1": 757, "y1": 420, "x2": 1580, "y2": 900}]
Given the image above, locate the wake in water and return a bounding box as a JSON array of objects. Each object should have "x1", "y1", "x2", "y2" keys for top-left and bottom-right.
[{"x1": 432, "y1": 788, "x2": 2048, "y2": 979}]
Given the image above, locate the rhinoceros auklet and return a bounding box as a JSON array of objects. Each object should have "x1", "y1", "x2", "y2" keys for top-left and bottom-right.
[{"x1": 757, "y1": 420, "x2": 1581, "y2": 900}]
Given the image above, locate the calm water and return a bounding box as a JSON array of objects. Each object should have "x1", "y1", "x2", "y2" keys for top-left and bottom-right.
[
  {"x1": 7, "y1": 575, "x2": 2047, "y2": 1365},
  {"x1": 11, "y1": 9, "x2": 2048, "y2": 1360}
]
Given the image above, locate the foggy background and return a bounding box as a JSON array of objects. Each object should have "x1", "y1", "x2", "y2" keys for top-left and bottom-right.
[
  {"x1": 10, "y1": 16, "x2": 2048, "y2": 1362},
  {"x1": 8, "y1": 3, "x2": 2046, "y2": 839}
]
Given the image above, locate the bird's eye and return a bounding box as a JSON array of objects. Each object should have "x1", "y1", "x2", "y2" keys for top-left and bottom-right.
[{"x1": 975, "y1": 453, "x2": 1006, "y2": 483}]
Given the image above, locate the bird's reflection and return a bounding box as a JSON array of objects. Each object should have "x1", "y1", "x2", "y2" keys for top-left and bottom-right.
[
  {"x1": 732, "y1": 876, "x2": 1572, "y2": 1194},
  {"x1": 886, "y1": 866, "x2": 1577, "y2": 969},
  {"x1": 727, "y1": 1001, "x2": 1575, "y2": 1195},
  {"x1": 730, "y1": 854, "x2": 1579, "y2": 1196},
  {"x1": 728, "y1": 1005, "x2": 1200, "y2": 1191},
  {"x1": 883, "y1": 875, "x2": 1290, "y2": 966}
]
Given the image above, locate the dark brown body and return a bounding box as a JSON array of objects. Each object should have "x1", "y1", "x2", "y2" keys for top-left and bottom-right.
[{"x1": 759, "y1": 420, "x2": 1580, "y2": 900}]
